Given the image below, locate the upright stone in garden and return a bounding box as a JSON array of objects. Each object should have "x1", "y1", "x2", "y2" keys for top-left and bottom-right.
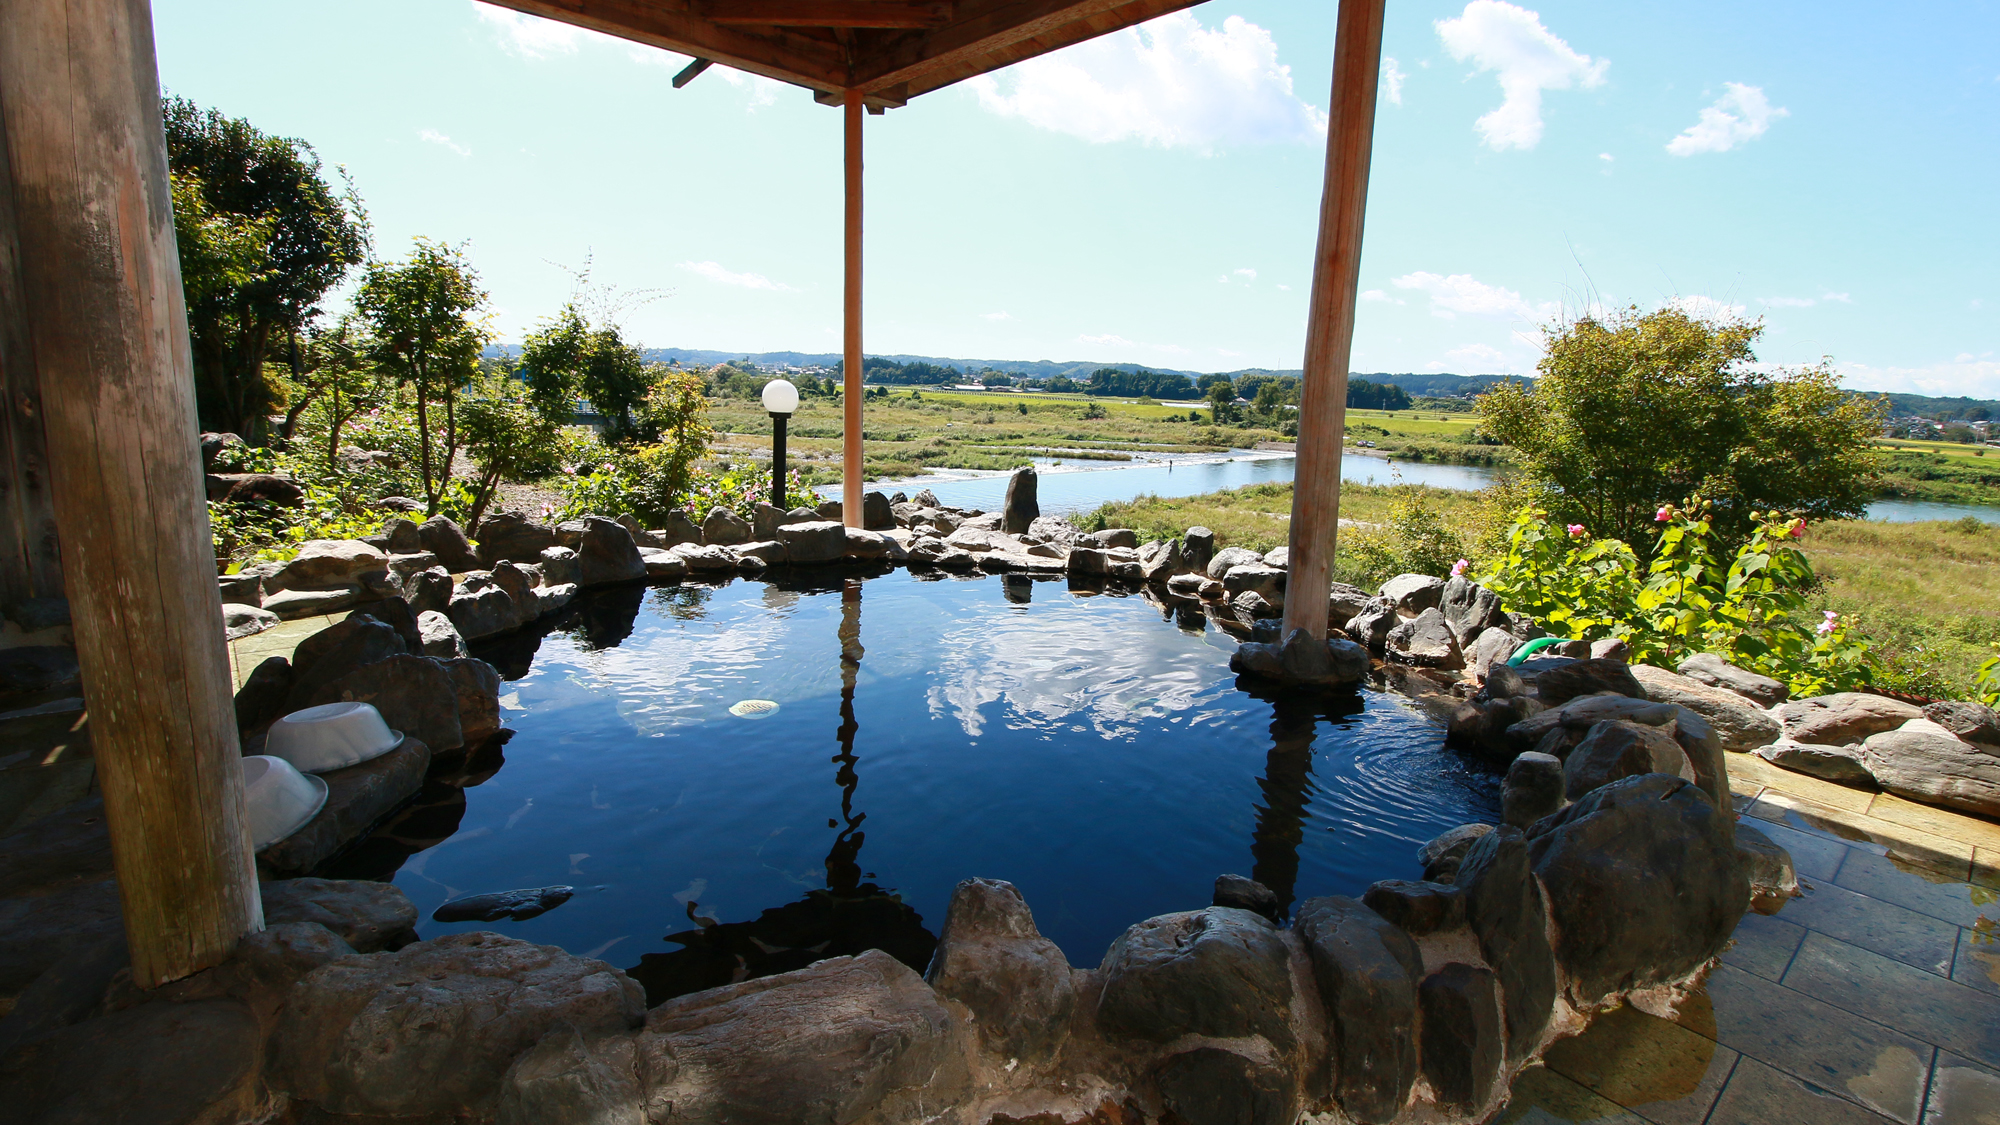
[
  {"x1": 1562, "y1": 719, "x2": 1689, "y2": 800},
  {"x1": 1454, "y1": 825, "x2": 1556, "y2": 1064},
  {"x1": 1137, "y1": 538, "x2": 1185, "y2": 582},
  {"x1": 1860, "y1": 724, "x2": 2000, "y2": 817},
  {"x1": 1531, "y1": 657, "x2": 1645, "y2": 706},
  {"x1": 701, "y1": 508, "x2": 752, "y2": 546},
  {"x1": 1439, "y1": 575, "x2": 1504, "y2": 645},
  {"x1": 1526, "y1": 774, "x2": 1749, "y2": 1006},
  {"x1": 1501, "y1": 751, "x2": 1565, "y2": 828},
  {"x1": 419, "y1": 517, "x2": 482, "y2": 573},
  {"x1": 925, "y1": 878, "x2": 1076, "y2": 1062},
  {"x1": 1629, "y1": 664, "x2": 1780, "y2": 751},
  {"x1": 1345, "y1": 597, "x2": 1398, "y2": 655},
  {"x1": 1182, "y1": 526, "x2": 1216, "y2": 573},
  {"x1": 577, "y1": 517, "x2": 647, "y2": 586},
  {"x1": 1775, "y1": 692, "x2": 1923, "y2": 745},
  {"x1": 657, "y1": 509, "x2": 702, "y2": 547},
  {"x1": 1294, "y1": 896, "x2": 1422, "y2": 1124},
  {"x1": 778, "y1": 520, "x2": 847, "y2": 564},
  {"x1": 1385, "y1": 608, "x2": 1463, "y2": 669},
  {"x1": 862, "y1": 491, "x2": 896, "y2": 530},
  {"x1": 1003, "y1": 466, "x2": 1039, "y2": 533}
]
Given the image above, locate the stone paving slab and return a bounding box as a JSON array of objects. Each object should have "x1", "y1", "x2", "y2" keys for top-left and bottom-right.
[
  {"x1": 1704, "y1": 1057, "x2": 1899, "y2": 1125},
  {"x1": 1785, "y1": 932, "x2": 2000, "y2": 1071},
  {"x1": 227, "y1": 613, "x2": 340, "y2": 690}
]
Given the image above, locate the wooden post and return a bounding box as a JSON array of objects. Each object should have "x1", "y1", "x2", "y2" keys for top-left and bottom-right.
[
  {"x1": 841, "y1": 89, "x2": 864, "y2": 527},
  {"x1": 1281, "y1": 0, "x2": 1387, "y2": 642},
  {"x1": 0, "y1": 0, "x2": 262, "y2": 987},
  {"x1": 0, "y1": 108, "x2": 62, "y2": 610}
]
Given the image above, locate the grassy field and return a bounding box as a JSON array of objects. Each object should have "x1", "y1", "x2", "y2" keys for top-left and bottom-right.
[{"x1": 1084, "y1": 479, "x2": 2000, "y2": 699}]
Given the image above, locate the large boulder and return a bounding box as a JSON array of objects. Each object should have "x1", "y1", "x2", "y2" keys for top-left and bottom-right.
[
  {"x1": 656, "y1": 509, "x2": 701, "y2": 547},
  {"x1": 419, "y1": 517, "x2": 482, "y2": 573},
  {"x1": 1418, "y1": 963, "x2": 1504, "y2": 1117},
  {"x1": 1095, "y1": 907, "x2": 1294, "y2": 1052},
  {"x1": 1860, "y1": 724, "x2": 2000, "y2": 817},
  {"x1": 1501, "y1": 751, "x2": 1565, "y2": 828},
  {"x1": 1563, "y1": 719, "x2": 1691, "y2": 800},
  {"x1": 284, "y1": 616, "x2": 409, "y2": 712},
  {"x1": 1438, "y1": 576, "x2": 1504, "y2": 646},
  {"x1": 273, "y1": 932, "x2": 645, "y2": 1119},
  {"x1": 1294, "y1": 896, "x2": 1422, "y2": 1123},
  {"x1": 0, "y1": 997, "x2": 267, "y2": 1125},
  {"x1": 448, "y1": 585, "x2": 522, "y2": 641},
  {"x1": 223, "y1": 602, "x2": 279, "y2": 641},
  {"x1": 1774, "y1": 692, "x2": 1923, "y2": 745},
  {"x1": 1922, "y1": 700, "x2": 2000, "y2": 744},
  {"x1": 1417, "y1": 823, "x2": 1494, "y2": 885},
  {"x1": 1531, "y1": 657, "x2": 1645, "y2": 706},
  {"x1": 577, "y1": 516, "x2": 647, "y2": 586},
  {"x1": 475, "y1": 512, "x2": 558, "y2": 565},
  {"x1": 1222, "y1": 564, "x2": 1286, "y2": 603},
  {"x1": 702, "y1": 507, "x2": 752, "y2": 546},
  {"x1": 1630, "y1": 664, "x2": 1780, "y2": 751},
  {"x1": 1454, "y1": 826, "x2": 1556, "y2": 1064},
  {"x1": 1137, "y1": 538, "x2": 1186, "y2": 582},
  {"x1": 1379, "y1": 573, "x2": 1445, "y2": 614},
  {"x1": 273, "y1": 539, "x2": 388, "y2": 592},
  {"x1": 258, "y1": 737, "x2": 432, "y2": 877},
  {"x1": 1327, "y1": 583, "x2": 1373, "y2": 628},
  {"x1": 636, "y1": 949, "x2": 961, "y2": 1125},
  {"x1": 496, "y1": 1024, "x2": 643, "y2": 1125},
  {"x1": 300, "y1": 653, "x2": 463, "y2": 751},
  {"x1": 1526, "y1": 774, "x2": 1749, "y2": 1006},
  {"x1": 861, "y1": 491, "x2": 896, "y2": 531},
  {"x1": 223, "y1": 473, "x2": 303, "y2": 508},
  {"x1": 445, "y1": 656, "x2": 503, "y2": 744},
  {"x1": 261, "y1": 878, "x2": 419, "y2": 952},
  {"x1": 1002, "y1": 467, "x2": 1039, "y2": 534},
  {"x1": 1152, "y1": 1046, "x2": 1299, "y2": 1125},
  {"x1": 1206, "y1": 546, "x2": 1263, "y2": 580},
  {"x1": 777, "y1": 520, "x2": 847, "y2": 565},
  {"x1": 925, "y1": 878, "x2": 1075, "y2": 1062},
  {"x1": 1754, "y1": 737, "x2": 1872, "y2": 783},
  {"x1": 1385, "y1": 608, "x2": 1464, "y2": 670},
  {"x1": 1345, "y1": 596, "x2": 1399, "y2": 654},
  {"x1": 1466, "y1": 628, "x2": 1519, "y2": 681},
  {"x1": 1676, "y1": 652, "x2": 1789, "y2": 707}
]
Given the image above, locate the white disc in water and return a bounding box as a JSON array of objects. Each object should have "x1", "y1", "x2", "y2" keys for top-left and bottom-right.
[{"x1": 729, "y1": 699, "x2": 780, "y2": 718}]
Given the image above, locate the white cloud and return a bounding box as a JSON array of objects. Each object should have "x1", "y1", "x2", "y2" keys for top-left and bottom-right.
[
  {"x1": 1080, "y1": 333, "x2": 1134, "y2": 346},
  {"x1": 1215, "y1": 347, "x2": 1246, "y2": 357},
  {"x1": 1447, "y1": 343, "x2": 1507, "y2": 366},
  {"x1": 1666, "y1": 83, "x2": 1787, "y2": 156},
  {"x1": 1382, "y1": 57, "x2": 1408, "y2": 105},
  {"x1": 1235, "y1": 268, "x2": 1257, "y2": 280},
  {"x1": 1839, "y1": 357, "x2": 2000, "y2": 398},
  {"x1": 419, "y1": 129, "x2": 471, "y2": 157},
  {"x1": 717, "y1": 67, "x2": 784, "y2": 110},
  {"x1": 967, "y1": 12, "x2": 1325, "y2": 149},
  {"x1": 981, "y1": 311, "x2": 1012, "y2": 321},
  {"x1": 1361, "y1": 289, "x2": 1391, "y2": 302},
  {"x1": 1665, "y1": 295, "x2": 1748, "y2": 320},
  {"x1": 1598, "y1": 152, "x2": 1614, "y2": 161},
  {"x1": 1435, "y1": 1, "x2": 1606, "y2": 150},
  {"x1": 1392, "y1": 271, "x2": 1555, "y2": 321},
  {"x1": 678, "y1": 260, "x2": 796, "y2": 292},
  {"x1": 1822, "y1": 292, "x2": 1852, "y2": 303},
  {"x1": 1277, "y1": 284, "x2": 1292, "y2": 291},
  {"x1": 473, "y1": 3, "x2": 587, "y2": 57}
]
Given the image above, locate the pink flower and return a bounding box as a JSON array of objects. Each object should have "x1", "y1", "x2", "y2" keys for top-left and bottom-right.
[
  {"x1": 1817, "y1": 610, "x2": 1838, "y2": 636},
  {"x1": 1656, "y1": 506, "x2": 1672, "y2": 522},
  {"x1": 1788, "y1": 520, "x2": 1806, "y2": 539},
  {"x1": 1450, "y1": 559, "x2": 1469, "y2": 578},
  {"x1": 1566, "y1": 524, "x2": 1586, "y2": 537}
]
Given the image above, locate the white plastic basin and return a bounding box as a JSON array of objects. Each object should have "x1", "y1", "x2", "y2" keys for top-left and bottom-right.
[
  {"x1": 264, "y1": 701, "x2": 402, "y2": 774},
  {"x1": 242, "y1": 754, "x2": 328, "y2": 850}
]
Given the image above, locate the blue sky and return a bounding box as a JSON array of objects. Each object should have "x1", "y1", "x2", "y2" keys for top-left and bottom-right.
[{"x1": 153, "y1": 1, "x2": 1998, "y2": 394}]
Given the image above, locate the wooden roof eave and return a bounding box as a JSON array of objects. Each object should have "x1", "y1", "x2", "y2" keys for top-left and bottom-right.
[{"x1": 478, "y1": 0, "x2": 1211, "y2": 105}]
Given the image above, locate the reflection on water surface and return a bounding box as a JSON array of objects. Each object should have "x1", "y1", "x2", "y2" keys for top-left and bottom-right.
[{"x1": 329, "y1": 568, "x2": 1500, "y2": 1002}]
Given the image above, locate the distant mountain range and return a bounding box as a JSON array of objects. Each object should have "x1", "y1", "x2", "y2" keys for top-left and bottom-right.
[{"x1": 639, "y1": 347, "x2": 1529, "y2": 399}]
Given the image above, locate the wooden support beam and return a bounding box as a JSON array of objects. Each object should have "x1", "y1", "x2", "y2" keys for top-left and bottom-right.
[
  {"x1": 672, "y1": 57, "x2": 714, "y2": 87},
  {"x1": 0, "y1": 102, "x2": 60, "y2": 609},
  {"x1": 841, "y1": 90, "x2": 864, "y2": 527},
  {"x1": 0, "y1": 0, "x2": 261, "y2": 986},
  {"x1": 852, "y1": 0, "x2": 1199, "y2": 97},
  {"x1": 1281, "y1": 0, "x2": 1386, "y2": 644},
  {"x1": 702, "y1": 0, "x2": 952, "y2": 28}
]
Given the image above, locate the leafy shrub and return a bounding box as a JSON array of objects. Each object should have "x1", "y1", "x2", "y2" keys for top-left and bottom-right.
[{"x1": 1479, "y1": 498, "x2": 1876, "y2": 695}]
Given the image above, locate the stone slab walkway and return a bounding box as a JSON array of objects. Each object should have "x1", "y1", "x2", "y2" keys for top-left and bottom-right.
[
  {"x1": 227, "y1": 614, "x2": 343, "y2": 690},
  {"x1": 1497, "y1": 752, "x2": 2000, "y2": 1125}
]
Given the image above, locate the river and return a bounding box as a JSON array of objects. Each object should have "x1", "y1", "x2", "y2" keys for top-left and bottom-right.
[{"x1": 852, "y1": 451, "x2": 2000, "y2": 525}]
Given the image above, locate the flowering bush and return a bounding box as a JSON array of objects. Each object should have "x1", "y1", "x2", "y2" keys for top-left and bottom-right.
[
  {"x1": 555, "y1": 447, "x2": 808, "y2": 527},
  {"x1": 1479, "y1": 498, "x2": 1875, "y2": 695}
]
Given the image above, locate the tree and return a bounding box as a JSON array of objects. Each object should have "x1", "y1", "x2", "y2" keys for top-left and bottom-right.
[
  {"x1": 353, "y1": 239, "x2": 490, "y2": 516},
  {"x1": 1479, "y1": 306, "x2": 1883, "y2": 546},
  {"x1": 164, "y1": 97, "x2": 368, "y2": 437},
  {"x1": 1206, "y1": 381, "x2": 1237, "y2": 423},
  {"x1": 277, "y1": 316, "x2": 384, "y2": 467},
  {"x1": 460, "y1": 367, "x2": 564, "y2": 530},
  {"x1": 517, "y1": 304, "x2": 653, "y2": 441}
]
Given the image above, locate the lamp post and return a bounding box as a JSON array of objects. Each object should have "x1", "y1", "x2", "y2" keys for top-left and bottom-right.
[{"x1": 762, "y1": 378, "x2": 799, "y2": 509}]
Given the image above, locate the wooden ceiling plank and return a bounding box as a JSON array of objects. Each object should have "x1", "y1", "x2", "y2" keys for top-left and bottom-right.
[
  {"x1": 703, "y1": 0, "x2": 952, "y2": 29},
  {"x1": 484, "y1": 0, "x2": 851, "y2": 88},
  {"x1": 854, "y1": 0, "x2": 1198, "y2": 94}
]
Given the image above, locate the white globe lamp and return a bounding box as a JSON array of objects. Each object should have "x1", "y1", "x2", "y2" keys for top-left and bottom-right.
[{"x1": 762, "y1": 379, "x2": 799, "y2": 508}]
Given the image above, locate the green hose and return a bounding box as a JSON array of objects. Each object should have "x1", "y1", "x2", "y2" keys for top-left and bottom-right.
[{"x1": 1506, "y1": 635, "x2": 1567, "y2": 667}]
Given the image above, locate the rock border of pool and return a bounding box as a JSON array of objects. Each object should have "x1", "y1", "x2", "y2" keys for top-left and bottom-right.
[{"x1": 1, "y1": 468, "x2": 1818, "y2": 1123}]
